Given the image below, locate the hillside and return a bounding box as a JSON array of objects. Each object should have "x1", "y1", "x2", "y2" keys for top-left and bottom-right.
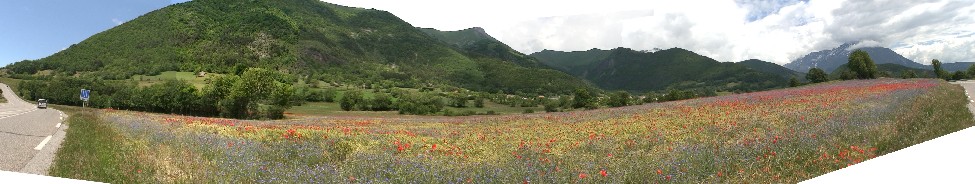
[
  {"x1": 942, "y1": 62, "x2": 975, "y2": 72},
  {"x1": 531, "y1": 48, "x2": 613, "y2": 76},
  {"x1": 785, "y1": 42, "x2": 926, "y2": 73},
  {"x1": 3, "y1": 0, "x2": 587, "y2": 94},
  {"x1": 830, "y1": 63, "x2": 935, "y2": 78},
  {"x1": 532, "y1": 48, "x2": 788, "y2": 92},
  {"x1": 739, "y1": 59, "x2": 804, "y2": 79},
  {"x1": 419, "y1": 27, "x2": 547, "y2": 68}
]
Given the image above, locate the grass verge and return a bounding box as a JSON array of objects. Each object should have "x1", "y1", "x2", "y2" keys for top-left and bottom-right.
[
  {"x1": 48, "y1": 105, "x2": 155, "y2": 183},
  {"x1": 877, "y1": 81, "x2": 975, "y2": 154}
]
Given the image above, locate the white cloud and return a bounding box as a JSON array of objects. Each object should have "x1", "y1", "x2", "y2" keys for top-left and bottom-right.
[
  {"x1": 322, "y1": 0, "x2": 975, "y2": 64},
  {"x1": 111, "y1": 18, "x2": 124, "y2": 25}
]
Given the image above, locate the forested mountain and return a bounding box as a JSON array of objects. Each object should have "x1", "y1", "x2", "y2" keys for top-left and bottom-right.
[
  {"x1": 531, "y1": 48, "x2": 789, "y2": 92},
  {"x1": 419, "y1": 27, "x2": 548, "y2": 68},
  {"x1": 3, "y1": 0, "x2": 588, "y2": 94},
  {"x1": 942, "y1": 62, "x2": 975, "y2": 72},
  {"x1": 739, "y1": 59, "x2": 804, "y2": 79},
  {"x1": 531, "y1": 48, "x2": 613, "y2": 76},
  {"x1": 784, "y1": 42, "x2": 926, "y2": 73}
]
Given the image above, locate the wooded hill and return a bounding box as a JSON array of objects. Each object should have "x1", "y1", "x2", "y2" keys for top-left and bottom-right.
[
  {"x1": 4, "y1": 0, "x2": 588, "y2": 95},
  {"x1": 531, "y1": 48, "x2": 792, "y2": 93}
]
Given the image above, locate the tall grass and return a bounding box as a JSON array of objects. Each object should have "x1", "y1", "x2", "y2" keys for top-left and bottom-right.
[{"x1": 48, "y1": 105, "x2": 157, "y2": 183}]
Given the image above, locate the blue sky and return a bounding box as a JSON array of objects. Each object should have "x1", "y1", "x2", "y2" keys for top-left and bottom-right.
[{"x1": 0, "y1": 0, "x2": 190, "y2": 66}]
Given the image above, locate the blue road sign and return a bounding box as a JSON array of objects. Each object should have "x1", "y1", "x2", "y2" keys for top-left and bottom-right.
[{"x1": 80, "y1": 89, "x2": 90, "y2": 101}]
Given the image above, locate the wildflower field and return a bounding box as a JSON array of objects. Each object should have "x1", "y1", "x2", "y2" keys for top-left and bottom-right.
[{"x1": 51, "y1": 79, "x2": 974, "y2": 183}]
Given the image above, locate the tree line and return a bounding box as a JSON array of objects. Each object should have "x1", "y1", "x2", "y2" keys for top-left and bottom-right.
[
  {"x1": 796, "y1": 49, "x2": 973, "y2": 87},
  {"x1": 18, "y1": 68, "x2": 297, "y2": 119}
]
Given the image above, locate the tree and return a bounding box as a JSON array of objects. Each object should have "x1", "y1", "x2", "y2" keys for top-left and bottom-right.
[
  {"x1": 967, "y1": 63, "x2": 975, "y2": 79},
  {"x1": 449, "y1": 95, "x2": 468, "y2": 108},
  {"x1": 932, "y1": 59, "x2": 947, "y2": 80},
  {"x1": 952, "y1": 71, "x2": 968, "y2": 80},
  {"x1": 643, "y1": 92, "x2": 661, "y2": 103},
  {"x1": 370, "y1": 93, "x2": 394, "y2": 111},
  {"x1": 340, "y1": 90, "x2": 365, "y2": 111},
  {"x1": 543, "y1": 100, "x2": 560, "y2": 112},
  {"x1": 397, "y1": 93, "x2": 444, "y2": 115},
  {"x1": 847, "y1": 49, "x2": 877, "y2": 79},
  {"x1": 606, "y1": 91, "x2": 630, "y2": 107},
  {"x1": 900, "y1": 70, "x2": 917, "y2": 79},
  {"x1": 806, "y1": 68, "x2": 829, "y2": 83},
  {"x1": 473, "y1": 97, "x2": 485, "y2": 108},
  {"x1": 572, "y1": 88, "x2": 597, "y2": 109},
  {"x1": 789, "y1": 77, "x2": 801, "y2": 87}
]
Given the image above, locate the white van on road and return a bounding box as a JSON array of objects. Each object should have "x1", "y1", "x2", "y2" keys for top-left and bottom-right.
[{"x1": 36, "y1": 99, "x2": 47, "y2": 109}]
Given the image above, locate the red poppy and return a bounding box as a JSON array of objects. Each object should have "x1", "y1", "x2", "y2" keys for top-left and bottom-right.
[
  {"x1": 657, "y1": 169, "x2": 663, "y2": 175},
  {"x1": 600, "y1": 169, "x2": 608, "y2": 177},
  {"x1": 579, "y1": 172, "x2": 587, "y2": 179}
]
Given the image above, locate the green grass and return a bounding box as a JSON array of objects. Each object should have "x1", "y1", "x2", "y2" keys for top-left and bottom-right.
[
  {"x1": 0, "y1": 77, "x2": 22, "y2": 103},
  {"x1": 131, "y1": 71, "x2": 216, "y2": 89},
  {"x1": 0, "y1": 77, "x2": 23, "y2": 92},
  {"x1": 875, "y1": 82, "x2": 975, "y2": 153},
  {"x1": 48, "y1": 105, "x2": 156, "y2": 183}
]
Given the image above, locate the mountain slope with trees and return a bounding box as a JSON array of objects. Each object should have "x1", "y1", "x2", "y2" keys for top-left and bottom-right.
[
  {"x1": 739, "y1": 59, "x2": 804, "y2": 79},
  {"x1": 4, "y1": 0, "x2": 587, "y2": 94},
  {"x1": 531, "y1": 48, "x2": 789, "y2": 92}
]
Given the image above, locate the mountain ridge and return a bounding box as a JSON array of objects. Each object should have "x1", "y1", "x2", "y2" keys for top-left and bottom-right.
[
  {"x1": 531, "y1": 47, "x2": 790, "y2": 92},
  {"x1": 785, "y1": 42, "x2": 926, "y2": 73}
]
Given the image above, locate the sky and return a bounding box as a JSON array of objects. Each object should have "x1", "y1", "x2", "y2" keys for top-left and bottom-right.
[
  {"x1": 0, "y1": 0, "x2": 194, "y2": 66},
  {"x1": 1, "y1": 0, "x2": 972, "y2": 66},
  {"x1": 324, "y1": 0, "x2": 975, "y2": 65}
]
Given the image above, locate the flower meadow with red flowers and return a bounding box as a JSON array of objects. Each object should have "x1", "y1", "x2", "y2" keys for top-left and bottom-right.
[{"x1": 94, "y1": 79, "x2": 972, "y2": 183}]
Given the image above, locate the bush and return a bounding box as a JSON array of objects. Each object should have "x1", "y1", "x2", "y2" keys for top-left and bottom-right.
[
  {"x1": 370, "y1": 93, "x2": 395, "y2": 111},
  {"x1": 806, "y1": 68, "x2": 829, "y2": 83},
  {"x1": 397, "y1": 93, "x2": 445, "y2": 115},
  {"x1": 572, "y1": 88, "x2": 597, "y2": 109},
  {"x1": 449, "y1": 95, "x2": 468, "y2": 108},
  {"x1": 543, "y1": 101, "x2": 560, "y2": 112},
  {"x1": 607, "y1": 91, "x2": 630, "y2": 107},
  {"x1": 321, "y1": 89, "x2": 337, "y2": 102},
  {"x1": 340, "y1": 90, "x2": 365, "y2": 111},
  {"x1": 522, "y1": 109, "x2": 535, "y2": 114},
  {"x1": 473, "y1": 97, "x2": 485, "y2": 108}
]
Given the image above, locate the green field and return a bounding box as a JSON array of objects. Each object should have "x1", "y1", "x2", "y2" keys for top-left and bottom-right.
[{"x1": 131, "y1": 71, "x2": 216, "y2": 88}]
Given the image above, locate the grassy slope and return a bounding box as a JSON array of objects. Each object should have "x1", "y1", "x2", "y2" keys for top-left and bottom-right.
[{"x1": 131, "y1": 71, "x2": 217, "y2": 88}]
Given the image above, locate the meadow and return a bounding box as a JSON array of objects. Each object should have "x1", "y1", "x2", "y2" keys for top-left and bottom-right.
[{"x1": 50, "y1": 79, "x2": 973, "y2": 183}]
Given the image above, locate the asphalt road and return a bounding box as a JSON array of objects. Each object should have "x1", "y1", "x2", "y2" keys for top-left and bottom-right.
[{"x1": 0, "y1": 83, "x2": 68, "y2": 175}]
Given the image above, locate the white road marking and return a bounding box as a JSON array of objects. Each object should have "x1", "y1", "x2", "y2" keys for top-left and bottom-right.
[
  {"x1": 34, "y1": 136, "x2": 52, "y2": 150},
  {"x1": 0, "y1": 109, "x2": 37, "y2": 120}
]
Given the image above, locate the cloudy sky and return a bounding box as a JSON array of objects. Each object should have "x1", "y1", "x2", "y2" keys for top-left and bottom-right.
[
  {"x1": 325, "y1": 0, "x2": 975, "y2": 65},
  {"x1": 1, "y1": 0, "x2": 972, "y2": 66}
]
